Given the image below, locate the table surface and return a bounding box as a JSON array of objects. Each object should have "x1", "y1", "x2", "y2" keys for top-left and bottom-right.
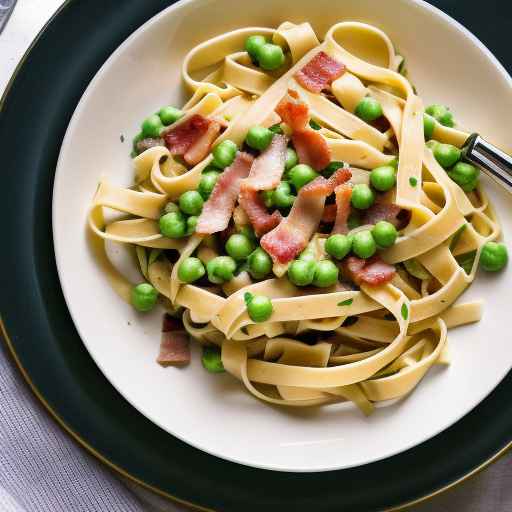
[{"x1": 1, "y1": 2, "x2": 511, "y2": 511}]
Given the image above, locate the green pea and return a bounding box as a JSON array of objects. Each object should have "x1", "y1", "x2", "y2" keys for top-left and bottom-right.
[
  {"x1": 238, "y1": 225, "x2": 257, "y2": 243},
  {"x1": 131, "y1": 283, "x2": 158, "y2": 312},
  {"x1": 425, "y1": 104, "x2": 454, "y2": 127},
  {"x1": 288, "y1": 259, "x2": 316, "y2": 286},
  {"x1": 322, "y1": 161, "x2": 345, "y2": 178},
  {"x1": 206, "y1": 256, "x2": 237, "y2": 283},
  {"x1": 132, "y1": 132, "x2": 144, "y2": 155},
  {"x1": 158, "y1": 106, "x2": 183, "y2": 126},
  {"x1": 325, "y1": 234, "x2": 352, "y2": 260},
  {"x1": 312, "y1": 260, "x2": 339, "y2": 287},
  {"x1": 370, "y1": 165, "x2": 396, "y2": 192},
  {"x1": 355, "y1": 97, "x2": 383, "y2": 122},
  {"x1": 247, "y1": 247, "x2": 272, "y2": 279},
  {"x1": 480, "y1": 241, "x2": 508, "y2": 271},
  {"x1": 202, "y1": 164, "x2": 221, "y2": 174},
  {"x1": 178, "y1": 257, "x2": 205, "y2": 283},
  {"x1": 246, "y1": 294, "x2": 273, "y2": 322},
  {"x1": 426, "y1": 140, "x2": 438, "y2": 151},
  {"x1": 262, "y1": 190, "x2": 274, "y2": 208},
  {"x1": 352, "y1": 230, "x2": 377, "y2": 259},
  {"x1": 163, "y1": 201, "x2": 180, "y2": 214},
  {"x1": 201, "y1": 346, "x2": 225, "y2": 373},
  {"x1": 433, "y1": 143, "x2": 461, "y2": 168},
  {"x1": 298, "y1": 248, "x2": 316, "y2": 262},
  {"x1": 198, "y1": 171, "x2": 220, "y2": 200},
  {"x1": 423, "y1": 113, "x2": 435, "y2": 140},
  {"x1": 257, "y1": 43, "x2": 285, "y2": 70},
  {"x1": 351, "y1": 184, "x2": 375, "y2": 210},
  {"x1": 447, "y1": 162, "x2": 479, "y2": 192},
  {"x1": 285, "y1": 148, "x2": 298, "y2": 171},
  {"x1": 179, "y1": 190, "x2": 204, "y2": 216},
  {"x1": 347, "y1": 211, "x2": 361, "y2": 230},
  {"x1": 185, "y1": 216, "x2": 198, "y2": 236},
  {"x1": 289, "y1": 164, "x2": 319, "y2": 190},
  {"x1": 225, "y1": 233, "x2": 254, "y2": 261},
  {"x1": 212, "y1": 140, "x2": 237, "y2": 168},
  {"x1": 141, "y1": 114, "x2": 164, "y2": 138},
  {"x1": 245, "y1": 35, "x2": 267, "y2": 60},
  {"x1": 269, "y1": 124, "x2": 284, "y2": 135},
  {"x1": 246, "y1": 126, "x2": 273, "y2": 151},
  {"x1": 372, "y1": 221, "x2": 398, "y2": 248},
  {"x1": 274, "y1": 181, "x2": 296, "y2": 208},
  {"x1": 160, "y1": 211, "x2": 186, "y2": 238}
]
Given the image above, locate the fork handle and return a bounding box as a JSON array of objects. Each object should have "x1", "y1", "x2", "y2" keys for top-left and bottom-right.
[{"x1": 462, "y1": 133, "x2": 512, "y2": 193}]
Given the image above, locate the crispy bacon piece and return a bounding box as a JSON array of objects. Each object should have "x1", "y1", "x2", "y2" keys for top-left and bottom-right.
[
  {"x1": 237, "y1": 134, "x2": 288, "y2": 236},
  {"x1": 276, "y1": 93, "x2": 331, "y2": 170},
  {"x1": 243, "y1": 134, "x2": 288, "y2": 191},
  {"x1": 342, "y1": 256, "x2": 396, "y2": 286},
  {"x1": 163, "y1": 114, "x2": 215, "y2": 160},
  {"x1": 163, "y1": 114, "x2": 221, "y2": 165},
  {"x1": 362, "y1": 202, "x2": 402, "y2": 227},
  {"x1": 157, "y1": 314, "x2": 190, "y2": 366},
  {"x1": 331, "y1": 184, "x2": 353, "y2": 234},
  {"x1": 196, "y1": 152, "x2": 254, "y2": 234},
  {"x1": 184, "y1": 121, "x2": 221, "y2": 165},
  {"x1": 261, "y1": 168, "x2": 351, "y2": 264},
  {"x1": 276, "y1": 96, "x2": 309, "y2": 132},
  {"x1": 292, "y1": 130, "x2": 331, "y2": 171},
  {"x1": 238, "y1": 188, "x2": 282, "y2": 237},
  {"x1": 321, "y1": 204, "x2": 337, "y2": 223},
  {"x1": 295, "y1": 51, "x2": 345, "y2": 93}
]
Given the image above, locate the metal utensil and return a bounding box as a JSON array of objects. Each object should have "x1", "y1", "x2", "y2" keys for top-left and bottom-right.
[
  {"x1": 0, "y1": 0, "x2": 16, "y2": 35},
  {"x1": 462, "y1": 133, "x2": 512, "y2": 193}
]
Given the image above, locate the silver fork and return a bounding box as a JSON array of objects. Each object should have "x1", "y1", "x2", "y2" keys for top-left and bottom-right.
[{"x1": 0, "y1": 0, "x2": 16, "y2": 35}]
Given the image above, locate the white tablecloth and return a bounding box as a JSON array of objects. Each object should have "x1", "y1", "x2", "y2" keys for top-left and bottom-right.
[{"x1": 1, "y1": 2, "x2": 510, "y2": 511}]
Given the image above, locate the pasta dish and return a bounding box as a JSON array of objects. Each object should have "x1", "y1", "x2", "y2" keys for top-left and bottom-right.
[{"x1": 88, "y1": 21, "x2": 508, "y2": 415}]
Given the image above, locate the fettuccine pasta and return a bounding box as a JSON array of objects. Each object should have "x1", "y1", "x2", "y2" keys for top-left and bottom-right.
[{"x1": 88, "y1": 21, "x2": 508, "y2": 416}]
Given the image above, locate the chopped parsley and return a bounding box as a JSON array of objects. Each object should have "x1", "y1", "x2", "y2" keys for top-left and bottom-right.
[
  {"x1": 401, "y1": 303, "x2": 409, "y2": 320},
  {"x1": 244, "y1": 292, "x2": 254, "y2": 306},
  {"x1": 338, "y1": 298, "x2": 354, "y2": 307}
]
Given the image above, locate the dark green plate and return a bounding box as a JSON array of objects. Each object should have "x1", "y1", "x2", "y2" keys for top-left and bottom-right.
[{"x1": 1, "y1": 1, "x2": 511, "y2": 510}]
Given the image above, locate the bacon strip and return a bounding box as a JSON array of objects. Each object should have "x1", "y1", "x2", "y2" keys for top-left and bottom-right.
[
  {"x1": 243, "y1": 134, "x2": 288, "y2": 191},
  {"x1": 157, "y1": 314, "x2": 190, "y2": 366},
  {"x1": 342, "y1": 256, "x2": 396, "y2": 286},
  {"x1": 261, "y1": 168, "x2": 351, "y2": 264},
  {"x1": 292, "y1": 130, "x2": 331, "y2": 171},
  {"x1": 331, "y1": 184, "x2": 353, "y2": 234},
  {"x1": 321, "y1": 204, "x2": 337, "y2": 223},
  {"x1": 184, "y1": 120, "x2": 221, "y2": 165},
  {"x1": 163, "y1": 114, "x2": 213, "y2": 159},
  {"x1": 196, "y1": 152, "x2": 254, "y2": 234},
  {"x1": 276, "y1": 95, "x2": 309, "y2": 132},
  {"x1": 237, "y1": 134, "x2": 288, "y2": 236},
  {"x1": 276, "y1": 94, "x2": 331, "y2": 171},
  {"x1": 295, "y1": 51, "x2": 345, "y2": 93},
  {"x1": 238, "y1": 188, "x2": 282, "y2": 237},
  {"x1": 362, "y1": 202, "x2": 402, "y2": 227}
]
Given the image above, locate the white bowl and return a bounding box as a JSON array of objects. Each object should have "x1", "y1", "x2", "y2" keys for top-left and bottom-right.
[{"x1": 53, "y1": 0, "x2": 512, "y2": 472}]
